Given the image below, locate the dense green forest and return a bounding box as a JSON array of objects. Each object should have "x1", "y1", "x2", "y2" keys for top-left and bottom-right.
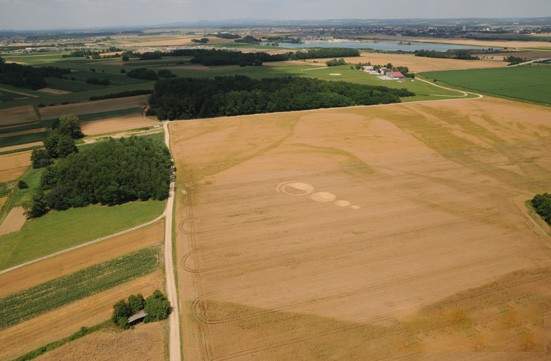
[
  {"x1": 0, "y1": 56, "x2": 70, "y2": 89},
  {"x1": 414, "y1": 50, "x2": 480, "y2": 60},
  {"x1": 532, "y1": 193, "x2": 551, "y2": 225},
  {"x1": 160, "y1": 48, "x2": 360, "y2": 66},
  {"x1": 148, "y1": 76, "x2": 413, "y2": 120},
  {"x1": 31, "y1": 137, "x2": 171, "y2": 217}
]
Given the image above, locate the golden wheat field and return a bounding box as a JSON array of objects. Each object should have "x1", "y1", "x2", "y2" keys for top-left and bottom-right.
[{"x1": 170, "y1": 97, "x2": 551, "y2": 361}]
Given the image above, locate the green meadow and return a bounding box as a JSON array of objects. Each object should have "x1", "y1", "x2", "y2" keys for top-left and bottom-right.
[{"x1": 423, "y1": 64, "x2": 551, "y2": 106}]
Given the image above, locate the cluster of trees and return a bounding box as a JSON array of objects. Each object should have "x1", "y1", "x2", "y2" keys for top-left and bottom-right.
[
  {"x1": 191, "y1": 37, "x2": 209, "y2": 44},
  {"x1": 414, "y1": 50, "x2": 480, "y2": 60},
  {"x1": 532, "y1": 193, "x2": 551, "y2": 225},
  {"x1": 0, "y1": 56, "x2": 71, "y2": 89},
  {"x1": 126, "y1": 68, "x2": 175, "y2": 81},
  {"x1": 235, "y1": 35, "x2": 261, "y2": 44},
  {"x1": 505, "y1": 56, "x2": 526, "y2": 66},
  {"x1": 89, "y1": 89, "x2": 151, "y2": 101},
  {"x1": 112, "y1": 290, "x2": 171, "y2": 329},
  {"x1": 86, "y1": 77, "x2": 111, "y2": 86},
  {"x1": 144, "y1": 48, "x2": 360, "y2": 67},
  {"x1": 289, "y1": 48, "x2": 360, "y2": 60},
  {"x1": 31, "y1": 114, "x2": 82, "y2": 169},
  {"x1": 139, "y1": 51, "x2": 163, "y2": 60},
  {"x1": 326, "y1": 58, "x2": 347, "y2": 66},
  {"x1": 30, "y1": 136, "x2": 171, "y2": 217},
  {"x1": 148, "y1": 76, "x2": 413, "y2": 120}
]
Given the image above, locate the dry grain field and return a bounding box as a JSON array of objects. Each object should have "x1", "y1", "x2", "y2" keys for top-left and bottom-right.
[{"x1": 171, "y1": 97, "x2": 551, "y2": 361}]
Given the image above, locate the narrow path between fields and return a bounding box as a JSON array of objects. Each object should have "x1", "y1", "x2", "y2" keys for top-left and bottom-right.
[{"x1": 162, "y1": 121, "x2": 182, "y2": 361}]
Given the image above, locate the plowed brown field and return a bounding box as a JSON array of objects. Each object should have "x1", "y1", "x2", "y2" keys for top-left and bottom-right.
[
  {"x1": 344, "y1": 52, "x2": 506, "y2": 72},
  {"x1": 0, "y1": 272, "x2": 163, "y2": 361},
  {"x1": 171, "y1": 97, "x2": 551, "y2": 361},
  {"x1": 0, "y1": 219, "x2": 164, "y2": 297},
  {"x1": 38, "y1": 96, "x2": 148, "y2": 120},
  {"x1": 81, "y1": 114, "x2": 159, "y2": 136},
  {"x1": 0, "y1": 151, "x2": 31, "y2": 182}
]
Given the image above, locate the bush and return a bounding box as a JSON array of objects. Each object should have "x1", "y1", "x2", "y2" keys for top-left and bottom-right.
[
  {"x1": 532, "y1": 193, "x2": 551, "y2": 225},
  {"x1": 31, "y1": 149, "x2": 52, "y2": 169},
  {"x1": 17, "y1": 180, "x2": 29, "y2": 189},
  {"x1": 86, "y1": 77, "x2": 111, "y2": 86},
  {"x1": 127, "y1": 68, "x2": 158, "y2": 81},
  {"x1": 158, "y1": 69, "x2": 176, "y2": 78},
  {"x1": 144, "y1": 290, "x2": 171, "y2": 322},
  {"x1": 112, "y1": 300, "x2": 131, "y2": 329},
  {"x1": 128, "y1": 294, "x2": 145, "y2": 314},
  {"x1": 27, "y1": 189, "x2": 48, "y2": 218},
  {"x1": 326, "y1": 58, "x2": 347, "y2": 66}
]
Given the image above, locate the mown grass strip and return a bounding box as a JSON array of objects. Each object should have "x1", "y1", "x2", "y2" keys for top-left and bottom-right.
[
  {"x1": 0, "y1": 247, "x2": 159, "y2": 329},
  {"x1": 11, "y1": 321, "x2": 111, "y2": 361}
]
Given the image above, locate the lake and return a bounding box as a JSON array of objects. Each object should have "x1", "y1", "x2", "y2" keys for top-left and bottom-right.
[{"x1": 275, "y1": 39, "x2": 495, "y2": 52}]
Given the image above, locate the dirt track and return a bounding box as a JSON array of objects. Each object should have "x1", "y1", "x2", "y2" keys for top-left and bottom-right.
[
  {"x1": 171, "y1": 97, "x2": 551, "y2": 360},
  {"x1": 0, "y1": 220, "x2": 164, "y2": 297},
  {"x1": 0, "y1": 272, "x2": 163, "y2": 361}
]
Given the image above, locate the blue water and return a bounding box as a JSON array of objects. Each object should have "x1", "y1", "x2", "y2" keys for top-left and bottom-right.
[{"x1": 276, "y1": 40, "x2": 494, "y2": 52}]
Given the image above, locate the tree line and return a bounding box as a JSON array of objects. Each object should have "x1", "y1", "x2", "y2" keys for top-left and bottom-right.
[
  {"x1": 0, "y1": 56, "x2": 70, "y2": 89},
  {"x1": 414, "y1": 50, "x2": 480, "y2": 60},
  {"x1": 124, "y1": 48, "x2": 361, "y2": 67},
  {"x1": 148, "y1": 76, "x2": 413, "y2": 120}
]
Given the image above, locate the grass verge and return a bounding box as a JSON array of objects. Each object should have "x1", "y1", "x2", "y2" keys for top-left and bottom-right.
[
  {"x1": 0, "y1": 246, "x2": 160, "y2": 329},
  {"x1": 11, "y1": 321, "x2": 111, "y2": 361}
]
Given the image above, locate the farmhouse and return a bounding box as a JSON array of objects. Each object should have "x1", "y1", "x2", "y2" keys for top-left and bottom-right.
[{"x1": 390, "y1": 71, "x2": 405, "y2": 79}]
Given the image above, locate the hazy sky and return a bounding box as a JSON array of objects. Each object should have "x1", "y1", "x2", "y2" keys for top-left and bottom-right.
[{"x1": 1, "y1": 0, "x2": 551, "y2": 30}]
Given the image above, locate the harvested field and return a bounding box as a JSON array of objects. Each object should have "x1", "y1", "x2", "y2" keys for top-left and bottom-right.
[
  {"x1": 37, "y1": 88, "x2": 71, "y2": 95},
  {"x1": 0, "y1": 207, "x2": 25, "y2": 237},
  {"x1": 0, "y1": 127, "x2": 45, "y2": 139},
  {"x1": 171, "y1": 97, "x2": 551, "y2": 361},
  {"x1": 38, "y1": 95, "x2": 148, "y2": 120},
  {"x1": 0, "y1": 272, "x2": 163, "y2": 361},
  {"x1": 0, "y1": 105, "x2": 38, "y2": 128},
  {"x1": 0, "y1": 151, "x2": 31, "y2": 182},
  {"x1": 35, "y1": 322, "x2": 164, "y2": 361},
  {"x1": 0, "y1": 219, "x2": 164, "y2": 297},
  {"x1": 81, "y1": 114, "x2": 159, "y2": 136},
  {"x1": 342, "y1": 52, "x2": 506, "y2": 72},
  {"x1": 394, "y1": 37, "x2": 551, "y2": 50}
]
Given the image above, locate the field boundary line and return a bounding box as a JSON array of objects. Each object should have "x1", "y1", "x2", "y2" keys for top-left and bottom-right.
[{"x1": 0, "y1": 213, "x2": 165, "y2": 276}]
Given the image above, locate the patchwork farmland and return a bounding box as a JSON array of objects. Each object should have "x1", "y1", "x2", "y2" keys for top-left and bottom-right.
[{"x1": 171, "y1": 97, "x2": 551, "y2": 360}]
